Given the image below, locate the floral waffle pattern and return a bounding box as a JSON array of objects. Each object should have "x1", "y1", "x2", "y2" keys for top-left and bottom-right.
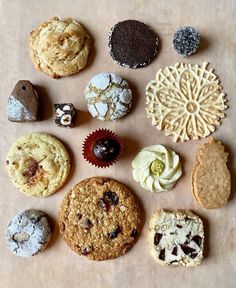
[{"x1": 146, "y1": 62, "x2": 227, "y2": 142}]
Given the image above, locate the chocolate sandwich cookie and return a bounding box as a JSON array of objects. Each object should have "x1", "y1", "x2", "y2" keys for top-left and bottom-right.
[
  {"x1": 5, "y1": 209, "x2": 52, "y2": 257},
  {"x1": 8, "y1": 80, "x2": 39, "y2": 122},
  {"x1": 58, "y1": 177, "x2": 142, "y2": 260},
  {"x1": 108, "y1": 20, "x2": 159, "y2": 69}
]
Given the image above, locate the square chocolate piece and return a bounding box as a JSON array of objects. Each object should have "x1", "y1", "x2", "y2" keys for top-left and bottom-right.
[{"x1": 54, "y1": 103, "x2": 76, "y2": 128}]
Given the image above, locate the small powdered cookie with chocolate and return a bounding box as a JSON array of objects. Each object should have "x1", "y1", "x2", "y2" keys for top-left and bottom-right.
[
  {"x1": 191, "y1": 137, "x2": 231, "y2": 208},
  {"x1": 149, "y1": 209, "x2": 204, "y2": 267},
  {"x1": 6, "y1": 133, "x2": 70, "y2": 197},
  {"x1": 5, "y1": 209, "x2": 51, "y2": 257},
  {"x1": 58, "y1": 177, "x2": 142, "y2": 261}
]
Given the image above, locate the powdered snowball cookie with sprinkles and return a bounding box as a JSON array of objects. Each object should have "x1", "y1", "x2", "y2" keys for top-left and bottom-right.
[
  {"x1": 108, "y1": 20, "x2": 159, "y2": 68},
  {"x1": 5, "y1": 209, "x2": 52, "y2": 257},
  {"x1": 173, "y1": 26, "x2": 200, "y2": 57},
  {"x1": 85, "y1": 73, "x2": 132, "y2": 121}
]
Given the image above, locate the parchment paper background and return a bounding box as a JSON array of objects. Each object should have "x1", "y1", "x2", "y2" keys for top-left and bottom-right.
[{"x1": 0, "y1": 1, "x2": 236, "y2": 287}]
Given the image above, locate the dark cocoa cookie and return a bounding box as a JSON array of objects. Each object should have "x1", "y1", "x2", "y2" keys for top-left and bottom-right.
[
  {"x1": 58, "y1": 177, "x2": 142, "y2": 260},
  {"x1": 5, "y1": 209, "x2": 52, "y2": 257},
  {"x1": 108, "y1": 20, "x2": 159, "y2": 69}
]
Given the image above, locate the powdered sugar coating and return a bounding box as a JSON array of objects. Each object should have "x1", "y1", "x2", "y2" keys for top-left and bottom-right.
[{"x1": 5, "y1": 209, "x2": 51, "y2": 257}]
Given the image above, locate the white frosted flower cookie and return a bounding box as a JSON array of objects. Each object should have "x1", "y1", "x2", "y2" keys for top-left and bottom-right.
[
  {"x1": 149, "y1": 209, "x2": 204, "y2": 267},
  {"x1": 132, "y1": 145, "x2": 182, "y2": 192}
]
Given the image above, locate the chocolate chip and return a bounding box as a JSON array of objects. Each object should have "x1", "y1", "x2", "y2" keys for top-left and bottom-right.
[
  {"x1": 99, "y1": 198, "x2": 109, "y2": 212},
  {"x1": 192, "y1": 235, "x2": 202, "y2": 247},
  {"x1": 6, "y1": 160, "x2": 9, "y2": 165},
  {"x1": 171, "y1": 246, "x2": 178, "y2": 256},
  {"x1": 190, "y1": 252, "x2": 198, "y2": 259},
  {"x1": 154, "y1": 233, "x2": 163, "y2": 246},
  {"x1": 130, "y1": 229, "x2": 138, "y2": 238},
  {"x1": 82, "y1": 219, "x2": 93, "y2": 229},
  {"x1": 170, "y1": 260, "x2": 178, "y2": 264},
  {"x1": 180, "y1": 244, "x2": 196, "y2": 255},
  {"x1": 104, "y1": 191, "x2": 119, "y2": 205},
  {"x1": 77, "y1": 213, "x2": 82, "y2": 219},
  {"x1": 108, "y1": 227, "x2": 121, "y2": 239},
  {"x1": 176, "y1": 224, "x2": 183, "y2": 228},
  {"x1": 186, "y1": 231, "x2": 191, "y2": 239},
  {"x1": 17, "y1": 146, "x2": 22, "y2": 150},
  {"x1": 159, "y1": 248, "x2": 165, "y2": 261}
]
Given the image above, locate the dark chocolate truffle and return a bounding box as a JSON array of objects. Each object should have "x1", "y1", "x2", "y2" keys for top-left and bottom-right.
[
  {"x1": 108, "y1": 20, "x2": 159, "y2": 69},
  {"x1": 83, "y1": 129, "x2": 123, "y2": 168},
  {"x1": 92, "y1": 138, "x2": 121, "y2": 162},
  {"x1": 173, "y1": 26, "x2": 200, "y2": 57}
]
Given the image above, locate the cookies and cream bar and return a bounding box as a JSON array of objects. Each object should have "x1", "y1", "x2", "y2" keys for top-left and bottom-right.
[{"x1": 149, "y1": 209, "x2": 204, "y2": 267}]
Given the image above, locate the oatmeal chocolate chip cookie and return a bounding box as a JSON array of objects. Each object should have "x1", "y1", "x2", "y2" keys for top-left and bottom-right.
[
  {"x1": 58, "y1": 177, "x2": 142, "y2": 261},
  {"x1": 29, "y1": 17, "x2": 91, "y2": 78},
  {"x1": 191, "y1": 137, "x2": 231, "y2": 209},
  {"x1": 6, "y1": 133, "x2": 70, "y2": 197},
  {"x1": 149, "y1": 209, "x2": 204, "y2": 267},
  {"x1": 5, "y1": 209, "x2": 51, "y2": 257}
]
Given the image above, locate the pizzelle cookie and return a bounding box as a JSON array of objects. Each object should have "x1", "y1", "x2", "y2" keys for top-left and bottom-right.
[
  {"x1": 6, "y1": 133, "x2": 70, "y2": 197},
  {"x1": 149, "y1": 209, "x2": 204, "y2": 267},
  {"x1": 58, "y1": 177, "x2": 142, "y2": 261},
  {"x1": 29, "y1": 17, "x2": 91, "y2": 78},
  {"x1": 146, "y1": 62, "x2": 227, "y2": 142},
  {"x1": 191, "y1": 137, "x2": 231, "y2": 208}
]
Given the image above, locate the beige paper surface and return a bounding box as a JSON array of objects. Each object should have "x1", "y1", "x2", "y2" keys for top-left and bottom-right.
[{"x1": 0, "y1": 0, "x2": 236, "y2": 287}]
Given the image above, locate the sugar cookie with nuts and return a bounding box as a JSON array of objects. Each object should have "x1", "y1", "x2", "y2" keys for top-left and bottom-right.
[
  {"x1": 6, "y1": 133, "x2": 70, "y2": 197},
  {"x1": 29, "y1": 17, "x2": 91, "y2": 78},
  {"x1": 149, "y1": 209, "x2": 204, "y2": 267},
  {"x1": 146, "y1": 62, "x2": 227, "y2": 142},
  {"x1": 58, "y1": 177, "x2": 142, "y2": 260},
  {"x1": 191, "y1": 137, "x2": 231, "y2": 208}
]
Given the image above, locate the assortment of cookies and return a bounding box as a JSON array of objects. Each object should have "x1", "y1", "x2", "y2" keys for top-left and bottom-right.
[{"x1": 4, "y1": 16, "x2": 232, "y2": 268}]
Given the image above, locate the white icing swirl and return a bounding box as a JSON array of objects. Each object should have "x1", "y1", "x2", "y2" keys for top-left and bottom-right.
[{"x1": 132, "y1": 145, "x2": 182, "y2": 192}]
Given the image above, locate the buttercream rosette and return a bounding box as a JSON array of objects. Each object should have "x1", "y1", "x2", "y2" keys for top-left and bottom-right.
[{"x1": 132, "y1": 145, "x2": 182, "y2": 192}]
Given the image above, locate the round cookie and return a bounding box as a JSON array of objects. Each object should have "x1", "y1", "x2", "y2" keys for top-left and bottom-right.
[
  {"x1": 29, "y1": 17, "x2": 91, "y2": 78},
  {"x1": 6, "y1": 132, "x2": 70, "y2": 197},
  {"x1": 173, "y1": 26, "x2": 200, "y2": 57},
  {"x1": 58, "y1": 177, "x2": 142, "y2": 261},
  {"x1": 85, "y1": 73, "x2": 132, "y2": 121},
  {"x1": 108, "y1": 20, "x2": 159, "y2": 69},
  {"x1": 5, "y1": 209, "x2": 51, "y2": 257}
]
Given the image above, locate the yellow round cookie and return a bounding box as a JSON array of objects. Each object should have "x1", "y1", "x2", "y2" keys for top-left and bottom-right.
[
  {"x1": 6, "y1": 133, "x2": 71, "y2": 197},
  {"x1": 29, "y1": 17, "x2": 91, "y2": 78}
]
